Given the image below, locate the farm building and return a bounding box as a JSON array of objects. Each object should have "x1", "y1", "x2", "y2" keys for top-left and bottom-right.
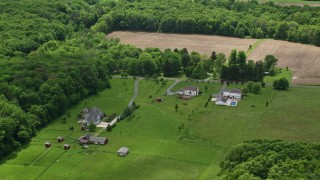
[
  {"x1": 78, "y1": 134, "x2": 108, "y2": 145},
  {"x1": 155, "y1": 97, "x2": 163, "y2": 102},
  {"x1": 222, "y1": 89, "x2": 242, "y2": 99},
  {"x1": 176, "y1": 86, "x2": 199, "y2": 97},
  {"x1": 57, "y1": 136, "x2": 64, "y2": 142},
  {"x1": 117, "y1": 147, "x2": 129, "y2": 157},
  {"x1": 45, "y1": 142, "x2": 51, "y2": 148},
  {"x1": 64, "y1": 144, "x2": 70, "y2": 150},
  {"x1": 78, "y1": 107, "x2": 104, "y2": 126}
]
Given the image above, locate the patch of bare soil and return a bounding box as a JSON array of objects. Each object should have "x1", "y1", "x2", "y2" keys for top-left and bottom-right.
[
  {"x1": 248, "y1": 39, "x2": 320, "y2": 85},
  {"x1": 108, "y1": 31, "x2": 257, "y2": 56}
]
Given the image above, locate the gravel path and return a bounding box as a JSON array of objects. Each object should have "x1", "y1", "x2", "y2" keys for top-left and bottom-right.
[
  {"x1": 128, "y1": 78, "x2": 141, "y2": 107},
  {"x1": 165, "y1": 79, "x2": 181, "y2": 95}
]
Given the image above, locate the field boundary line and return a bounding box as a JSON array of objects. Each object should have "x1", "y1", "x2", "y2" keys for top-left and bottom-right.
[
  {"x1": 246, "y1": 39, "x2": 267, "y2": 57},
  {"x1": 29, "y1": 148, "x2": 52, "y2": 166},
  {"x1": 35, "y1": 151, "x2": 67, "y2": 179}
]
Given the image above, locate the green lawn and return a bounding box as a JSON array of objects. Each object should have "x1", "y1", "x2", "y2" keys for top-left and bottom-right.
[
  {"x1": 264, "y1": 69, "x2": 293, "y2": 84},
  {"x1": 1, "y1": 78, "x2": 320, "y2": 179}
]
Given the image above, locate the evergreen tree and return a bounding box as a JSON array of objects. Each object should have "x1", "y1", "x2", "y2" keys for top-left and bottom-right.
[{"x1": 228, "y1": 49, "x2": 237, "y2": 65}]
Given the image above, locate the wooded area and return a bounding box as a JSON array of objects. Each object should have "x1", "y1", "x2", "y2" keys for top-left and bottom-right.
[{"x1": 219, "y1": 139, "x2": 320, "y2": 179}]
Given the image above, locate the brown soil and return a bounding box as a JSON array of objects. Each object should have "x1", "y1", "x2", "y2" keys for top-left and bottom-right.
[
  {"x1": 108, "y1": 31, "x2": 257, "y2": 56},
  {"x1": 277, "y1": 3, "x2": 320, "y2": 7},
  {"x1": 248, "y1": 39, "x2": 320, "y2": 85}
]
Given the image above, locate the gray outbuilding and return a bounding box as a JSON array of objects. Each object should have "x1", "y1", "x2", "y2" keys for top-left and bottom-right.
[{"x1": 117, "y1": 147, "x2": 129, "y2": 157}]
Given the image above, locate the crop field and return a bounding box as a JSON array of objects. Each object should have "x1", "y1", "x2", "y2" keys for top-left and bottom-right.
[
  {"x1": 256, "y1": 0, "x2": 320, "y2": 6},
  {"x1": 1, "y1": 78, "x2": 320, "y2": 179},
  {"x1": 248, "y1": 39, "x2": 320, "y2": 85},
  {"x1": 108, "y1": 31, "x2": 258, "y2": 56},
  {"x1": 109, "y1": 32, "x2": 320, "y2": 85}
]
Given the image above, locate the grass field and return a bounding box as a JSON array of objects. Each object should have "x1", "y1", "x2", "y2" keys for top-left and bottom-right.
[
  {"x1": 1, "y1": 78, "x2": 320, "y2": 179},
  {"x1": 264, "y1": 69, "x2": 293, "y2": 84}
]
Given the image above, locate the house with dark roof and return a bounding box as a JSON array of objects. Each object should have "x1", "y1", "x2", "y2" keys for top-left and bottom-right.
[
  {"x1": 79, "y1": 107, "x2": 104, "y2": 126},
  {"x1": 176, "y1": 86, "x2": 199, "y2": 97},
  {"x1": 117, "y1": 147, "x2": 129, "y2": 157},
  {"x1": 222, "y1": 88, "x2": 242, "y2": 99},
  {"x1": 215, "y1": 96, "x2": 228, "y2": 105},
  {"x1": 78, "y1": 134, "x2": 108, "y2": 145}
]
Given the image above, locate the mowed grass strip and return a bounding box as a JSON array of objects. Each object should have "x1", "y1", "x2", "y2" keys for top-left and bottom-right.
[{"x1": 0, "y1": 165, "x2": 46, "y2": 180}]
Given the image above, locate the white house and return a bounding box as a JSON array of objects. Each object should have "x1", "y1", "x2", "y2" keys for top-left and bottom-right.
[
  {"x1": 177, "y1": 86, "x2": 199, "y2": 96},
  {"x1": 222, "y1": 89, "x2": 242, "y2": 99}
]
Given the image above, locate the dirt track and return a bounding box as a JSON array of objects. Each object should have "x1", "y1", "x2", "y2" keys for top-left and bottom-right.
[{"x1": 108, "y1": 31, "x2": 257, "y2": 56}]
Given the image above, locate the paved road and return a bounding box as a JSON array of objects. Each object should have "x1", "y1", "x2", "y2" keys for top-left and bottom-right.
[
  {"x1": 212, "y1": 83, "x2": 227, "y2": 98},
  {"x1": 165, "y1": 79, "x2": 182, "y2": 95},
  {"x1": 128, "y1": 78, "x2": 141, "y2": 107}
]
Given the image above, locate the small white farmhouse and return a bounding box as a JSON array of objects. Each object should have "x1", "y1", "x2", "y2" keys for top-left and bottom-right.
[
  {"x1": 222, "y1": 89, "x2": 242, "y2": 99},
  {"x1": 177, "y1": 86, "x2": 199, "y2": 96}
]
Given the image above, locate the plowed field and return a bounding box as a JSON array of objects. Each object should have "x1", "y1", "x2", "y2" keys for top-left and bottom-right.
[
  {"x1": 248, "y1": 39, "x2": 320, "y2": 84},
  {"x1": 108, "y1": 31, "x2": 257, "y2": 56}
]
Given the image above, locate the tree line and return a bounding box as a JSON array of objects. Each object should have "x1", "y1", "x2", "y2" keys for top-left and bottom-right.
[
  {"x1": 2, "y1": 0, "x2": 320, "y2": 58},
  {"x1": 220, "y1": 50, "x2": 278, "y2": 82},
  {"x1": 93, "y1": 0, "x2": 320, "y2": 46}
]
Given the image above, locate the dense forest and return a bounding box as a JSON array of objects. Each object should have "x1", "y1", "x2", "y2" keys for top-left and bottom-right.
[
  {"x1": 219, "y1": 139, "x2": 320, "y2": 179},
  {"x1": 2, "y1": 0, "x2": 320, "y2": 57}
]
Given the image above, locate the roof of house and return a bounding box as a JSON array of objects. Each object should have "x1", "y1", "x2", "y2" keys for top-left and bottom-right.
[
  {"x1": 177, "y1": 86, "x2": 198, "y2": 92},
  {"x1": 57, "y1": 136, "x2": 63, "y2": 139},
  {"x1": 223, "y1": 89, "x2": 242, "y2": 94},
  {"x1": 216, "y1": 96, "x2": 228, "y2": 102},
  {"x1": 231, "y1": 89, "x2": 241, "y2": 94},
  {"x1": 64, "y1": 144, "x2": 70, "y2": 147},
  {"x1": 90, "y1": 136, "x2": 107, "y2": 143},
  {"x1": 45, "y1": 142, "x2": 51, "y2": 144},
  {"x1": 78, "y1": 134, "x2": 107, "y2": 143},
  {"x1": 84, "y1": 107, "x2": 103, "y2": 125},
  {"x1": 117, "y1": 147, "x2": 129, "y2": 154},
  {"x1": 184, "y1": 86, "x2": 198, "y2": 91},
  {"x1": 78, "y1": 134, "x2": 91, "y2": 141}
]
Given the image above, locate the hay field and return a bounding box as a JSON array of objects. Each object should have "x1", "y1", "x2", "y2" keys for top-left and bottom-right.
[
  {"x1": 248, "y1": 39, "x2": 320, "y2": 84},
  {"x1": 108, "y1": 31, "x2": 257, "y2": 56}
]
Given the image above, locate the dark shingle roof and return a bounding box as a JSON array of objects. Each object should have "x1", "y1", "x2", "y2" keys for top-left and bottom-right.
[{"x1": 231, "y1": 89, "x2": 241, "y2": 93}]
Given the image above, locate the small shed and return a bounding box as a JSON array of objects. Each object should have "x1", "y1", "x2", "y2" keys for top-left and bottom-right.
[
  {"x1": 45, "y1": 142, "x2": 51, "y2": 148},
  {"x1": 57, "y1": 136, "x2": 64, "y2": 142},
  {"x1": 117, "y1": 147, "x2": 129, "y2": 157},
  {"x1": 155, "y1": 98, "x2": 163, "y2": 102},
  {"x1": 64, "y1": 144, "x2": 70, "y2": 150}
]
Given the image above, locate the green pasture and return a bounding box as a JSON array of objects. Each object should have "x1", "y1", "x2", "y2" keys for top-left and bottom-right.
[
  {"x1": 264, "y1": 69, "x2": 293, "y2": 84},
  {"x1": 1, "y1": 78, "x2": 320, "y2": 179}
]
